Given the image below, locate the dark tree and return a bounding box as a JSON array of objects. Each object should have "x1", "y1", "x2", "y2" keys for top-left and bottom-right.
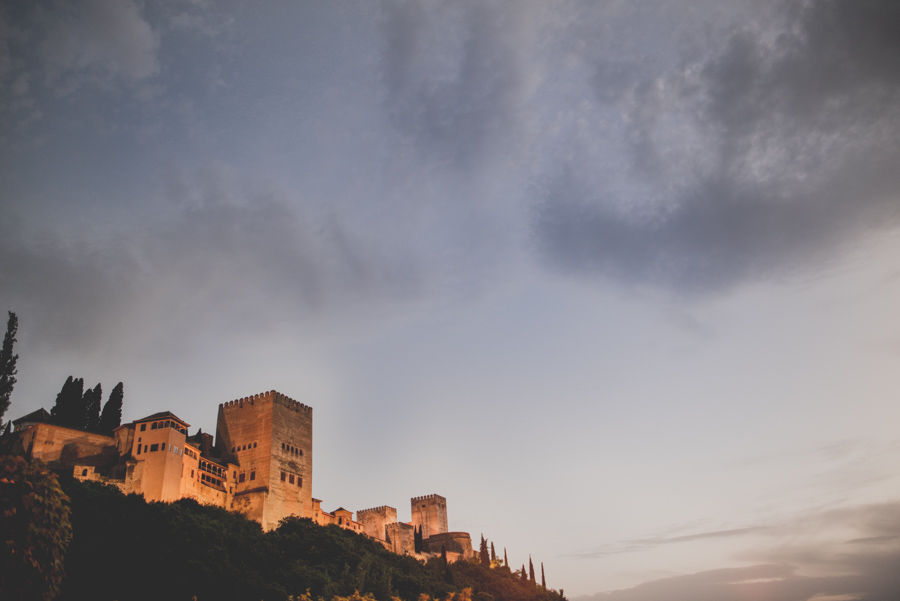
[
  {"x1": 0, "y1": 311, "x2": 17, "y2": 428},
  {"x1": 98, "y1": 382, "x2": 124, "y2": 435},
  {"x1": 490, "y1": 542, "x2": 496, "y2": 563},
  {"x1": 414, "y1": 524, "x2": 423, "y2": 554},
  {"x1": 0, "y1": 455, "x2": 72, "y2": 601},
  {"x1": 541, "y1": 562, "x2": 546, "y2": 589},
  {"x1": 51, "y1": 376, "x2": 84, "y2": 429},
  {"x1": 529, "y1": 556, "x2": 535, "y2": 582},
  {"x1": 480, "y1": 534, "x2": 490, "y2": 567},
  {"x1": 84, "y1": 383, "x2": 102, "y2": 432},
  {"x1": 521, "y1": 565, "x2": 527, "y2": 582},
  {"x1": 504, "y1": 547, "x2": 509, "y2": 568}
]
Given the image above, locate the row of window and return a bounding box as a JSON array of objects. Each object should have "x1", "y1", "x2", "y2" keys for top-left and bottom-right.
[
  {"x1": 280, "y1": 471, "x2": 303, "y2": 487},
  {"x1": 199, "y1": 460, "x2": 225, "y2": 477},
  {"x1": 281, "y1": 442, "x2": 303, "y2": 456},
  {"x1": 139, "y1": 420, "x2": 187, "y2": 435},
  {"x1": 136, "y1": 442, "x2": 181, "y2": 456},
  {"x1": 184, "y1": 447, "x2": 198, "y2": 460},
  {"x1": 232, "y1": 441, "x2": 258, "y2": 453}
]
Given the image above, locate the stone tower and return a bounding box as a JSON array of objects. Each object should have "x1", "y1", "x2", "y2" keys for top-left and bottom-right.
[
  {"x1": 215, "y1": 390, "x2": 312, "y2": 531},
  {"x1": 411, "y1": 494, "x2": 448, "y2": 539}
]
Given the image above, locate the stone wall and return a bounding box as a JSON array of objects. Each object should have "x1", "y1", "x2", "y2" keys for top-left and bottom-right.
[
  {"x1": 357, "y1": 505, "x2": 398, "y2": 541},
  {"x1": 216, "y1": 390, "x2": 313, "y2": 530},
  {"x1": 17, "y1": 423, "x2": 117, "y2": 469},
  {"x1": 411, "y1": 494, "x2": 448, "y2": 539}
]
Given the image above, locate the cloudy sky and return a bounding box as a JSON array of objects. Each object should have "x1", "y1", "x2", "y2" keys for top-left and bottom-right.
[{"x1": 3, "y1": 1, "x2": 900, "y2": 599}]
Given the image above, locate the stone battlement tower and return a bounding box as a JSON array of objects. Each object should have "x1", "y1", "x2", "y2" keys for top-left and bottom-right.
[
  {"x1": 411, "y1": 493, "x2": 448, "y2": 538},
  {"x1": 216, "y1": 390, "x2": 312, "y2": 530}
]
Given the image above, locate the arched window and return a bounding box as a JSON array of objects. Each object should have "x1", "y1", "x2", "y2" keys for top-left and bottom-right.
[{"x1": 81, "y1": 468, "x2": 88, "y2": 477}]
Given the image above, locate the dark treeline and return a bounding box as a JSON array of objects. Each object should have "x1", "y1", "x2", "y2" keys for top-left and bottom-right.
[
  {"x1": 58, "y1": 475, "x2": 565, "y2": 601},
  {"x1": 50, "y1": 377, "x2": 123, "y2": 435}
]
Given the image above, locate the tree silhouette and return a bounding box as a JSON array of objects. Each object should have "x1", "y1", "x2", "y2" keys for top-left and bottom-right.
[
  {"x1": 529, "y1": 556, "x2": 535, "y2": 582},
  {"x1": 98, "y1": 382, "x2": 124, "y2": 436},
  {"x1": 51, "y1": 376, "x2": 85, "y2": 429},
  {"x1": 84, "y1": 383, "x2": 102, "y2": 432},
  {"x1": 0, "y1": 311, "x2": 17, "y2": 428},
  {"x1": 479, "y1": 534, "x2": 490, "y2": 567},
  {"x1": 541, "y1": 562, "x2": 546, "y2": 589}
]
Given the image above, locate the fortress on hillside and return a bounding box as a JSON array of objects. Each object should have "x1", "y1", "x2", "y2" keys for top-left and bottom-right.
[{"x1": 4, "y1": 390, "x2": 474, "y2": 561}]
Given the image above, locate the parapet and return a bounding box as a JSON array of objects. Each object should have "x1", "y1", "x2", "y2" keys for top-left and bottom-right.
[
  {"x1": 219, "y1": 390, "x2": 312, "y2": 414},
  {"x1": 411, "y1": 494, "x2": 446, "y2": 504},
  {"x1": 358, "y1": 505, "x2": 396, "y2": 516}
]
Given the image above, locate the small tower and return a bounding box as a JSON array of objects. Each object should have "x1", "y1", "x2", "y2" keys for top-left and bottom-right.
[{"x1": 410, "y1": 493, "x2": 448, "y2": 539}]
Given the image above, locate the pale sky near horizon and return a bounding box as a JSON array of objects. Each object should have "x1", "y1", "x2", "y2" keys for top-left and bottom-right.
[{"x1": 3, "y1": 2, "x2": 900, "y2": 599}]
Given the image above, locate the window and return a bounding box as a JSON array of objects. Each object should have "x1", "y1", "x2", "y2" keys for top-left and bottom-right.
[
  {"x1": 250, "y1": 471, "x2": 256, "y2": 481},
  {"x1": 298, "y1": 477, "x2": 302, "y2": 488},
  {"x1": 233, "y1": 471, "x2": 237, "y2": 479},
  {"x1": 239, "y1": 473, "x2": 245, "y2": 483},
  {"x1": 191, "y1": 469, "x2": 194, "y2": 478},
  {"x1": 151, "y1": 422, "x2": 157, "y2": 430},
  {"x1": 281, "y1": 442, "x2": 285, "y2": 450},
  {"x1": 299, "y1": 450, "x2": 303, "y2": 456},
  {"x1": 82, "y1": 468, "x2": 88, "y2": 476},
  {"x1": 253, "y1": 442, "x2": 257, "y2": 448},
  {"x1": 137, "y1": 444, "x2": 142, "y2": 455},
  {"x1": 281, "y1": 472, "x2": 286, "y2": 481},
  {"x1": 232, "y1": 446, "x2": 235, "y2": 452},
  {"x1": 144, "y1": 445, "x2": 148, "y2": 453},
  {"x1": 289, "y1": 475, "x2": 294, "y2": 484},
  {"x1": 140, "y1": 423, "x2": 146, "y2": 432},
  {"x1": 150, "y1": 443, "x2": 159, "y2": 452}
]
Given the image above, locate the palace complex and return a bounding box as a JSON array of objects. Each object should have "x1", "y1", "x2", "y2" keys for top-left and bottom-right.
[{"x1": 3, "y1": 390, "x2": 473, "y2": 561}]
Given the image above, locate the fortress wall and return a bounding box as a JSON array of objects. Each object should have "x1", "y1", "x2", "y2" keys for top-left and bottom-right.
[
  {"x1": 269, "y1": 392, "x2": 313, "y2": 525},
  {"x1": 357, "y1": 505, "x2": 398, "y2": 541},
  {"x1": 21, "y1": 423, "x2": 117, "y2": 468},
  {"x1": 217, "y1": 390, "x2": 312, "y2": 530},
  {"x1": 385, "y1": 521, "x2": 416, "y2": 556},
  {"x1": 411, "y1": 494, "x2": 448, "y2": 539}
]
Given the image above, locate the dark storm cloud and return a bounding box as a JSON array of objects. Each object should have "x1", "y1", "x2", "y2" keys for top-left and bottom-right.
[
  {"x1": 537, "y1": 0, "x2": 900, "y2": 294},
  {"x1": 579, "y1": 501, "x2": 900, "y2": 601},
  {"x1": 0, "y1": 168, "x2": 424, "y2": 354}
]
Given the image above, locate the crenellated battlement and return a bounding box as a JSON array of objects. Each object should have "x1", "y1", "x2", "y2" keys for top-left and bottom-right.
[
  {"x1": 219, "y1": 390, "x2": 312, "y2": 414},
  {"x1": 358, "y1": 505, "x2": 395, "y2": 516},
  {"x1": 412, "y1": 494, "x2": 446, "y2": 503}
]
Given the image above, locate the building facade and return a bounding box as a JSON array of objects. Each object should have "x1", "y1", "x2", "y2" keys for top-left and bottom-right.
[{"x1": 3, "y1": 389, "x2": 472, "y2": 560}]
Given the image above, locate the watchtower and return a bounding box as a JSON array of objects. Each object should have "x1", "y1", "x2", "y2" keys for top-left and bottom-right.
[
  {"x1": 216, "y1": 390, "x2": 313, "y2": 531},
  {"x1": 411, "y1": 494, "x2": 448, "y2": 539}
]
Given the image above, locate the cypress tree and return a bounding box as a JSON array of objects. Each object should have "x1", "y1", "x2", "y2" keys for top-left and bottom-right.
[
  {"x1": 490, "y1": 542, "x2": 496, "y2": 563},
  {"x1": 84, "y1": 383, "x2": 102, "y2": 432},
  {"x1": 0, "y1": 311, "x2": 18, "y2": 428},
  {"x1": 521, "y1": 565, "x2": 527, "y2": 581},
  {"x1": 504, "y1": 547, "x2": 509, "y2": 568},
  {"x1": 51, "y1": 376, "x2": 84, "y2": 429},
  {"x1": 479, "y1": 534, "x2": 490, "y2": 567},
  {"x1": 541, "y1": 562, "x2": 546, "y2": 588},
  {"x1": 99, "y1": 382, "x2": 124, "y2": 435},
  {"x1": 529, "y1": 556, "x2": 535, "y2": 582}
]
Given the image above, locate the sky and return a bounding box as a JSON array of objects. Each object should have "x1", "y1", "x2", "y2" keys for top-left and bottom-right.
[{"x1": 2, "y1": 1, "x2": 900, "y2": 599}]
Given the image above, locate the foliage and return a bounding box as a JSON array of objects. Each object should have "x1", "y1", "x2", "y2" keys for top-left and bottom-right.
[
  {"x1": 0, "y1": 311, "x2": 18, "y2": 427},
  {"x1": 98, "y1": 382, "x2": 124, "y2": 435},
  {"x1": 479, "y1": 535, "x2": 489, "y2": 567},
  {"x1": 54, "y1": 475, "x2": 566, "y2": 601},
  {"x1": 0, "y1": 456, "x2": 72, "y2": 601},
  {"x1": 50, "y1": 377, "x2": 84, "y2": 430},
  {"x1": 83, "y1": 384, "x2": 102, "y2": 432}
]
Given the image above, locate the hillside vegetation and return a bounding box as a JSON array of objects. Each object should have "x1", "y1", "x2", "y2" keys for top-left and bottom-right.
[{"x1": 56, "y1": 474, "x2": 566, "y2": 601}]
